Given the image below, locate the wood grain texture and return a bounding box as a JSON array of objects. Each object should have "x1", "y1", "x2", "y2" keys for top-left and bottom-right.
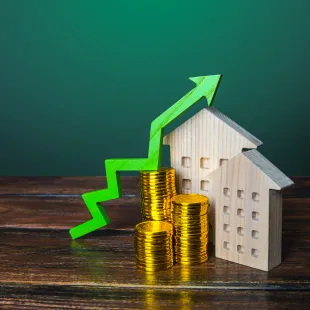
[
  {"x1": 0, "y1": 176, "x2": 309, "y2": 309},
  {"x1": 0, "y1": 229, "x2": 309, "y2": 287},
  {"x1": 1, "y1": 287, "x2": 309, "y2": 309},
  {"x1": 0, "y1": 196, "x2": 142, "y2": 229},
  {"x1": 0, "y1": 176, "x2": 140, "y2": 195},
  {"x1": 0, "y1": 194, "x2": 309, "y2": 233},
  {"x1": 0, "y1": 176, "x2": 307, "y2": 197},
  {"x1": 0, "y1": 195, "x2": 308, "y2": 232}
]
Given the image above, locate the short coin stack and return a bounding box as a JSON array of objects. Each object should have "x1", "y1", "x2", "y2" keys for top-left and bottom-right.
[
  {"x1": 172, "y1": 194, "x2": 209, "y2": 265},
  {"x1": 134, "y1": 221, "x2": 174, "y2": 271},
  {"x1": 140, "y1": 167, "x2": 176, "y2": 222}
]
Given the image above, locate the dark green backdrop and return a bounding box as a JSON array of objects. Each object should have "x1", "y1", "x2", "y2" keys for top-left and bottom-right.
[{"x1": 1, "y1": 1, "x2": 309, "y2": 176}]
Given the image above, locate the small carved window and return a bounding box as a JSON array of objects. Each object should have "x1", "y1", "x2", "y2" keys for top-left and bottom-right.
[
  {"x1": 252, "y1": 212, "x2": 259, "y2": 221},
  {"x1": 223, "y1": 206, "x2": 230, "y2": 215},
  {"x1": 237, "y1": 245, "x2": 244, "y2": 254},
  {"x1": 201, "y1": 180, "x2": 210, "y2": 191},
  {"x1": 237, "y1": 190, "x2": 245, "y2": 199},
  {"x1": 251, "y1": 249, "x2": 259, "y2": 258},
  {"x1": 237, "y1": 208, "x2": 244, "y2": 218},
  {"x1": 252, "y1": 230, "x2": 259, "y2": 239},
  {"x1": 220, "y1": 158, "x2": 228, "y2": 166},
  {"x1": 223, "y1": 188, "x2": 231, "y2": 197},
  {"x1": 252, "y1": 192, "x2": 260, "y2": 201},
  {"x1": 237, "y1": 227, "x2": 244, "y2": 236},
  {"x1": 223, "y1": 241, "x2": 230, "y2": 250},
  {"x1": 181, "y1": 157, "x2": 191, "y2": 168},
  {"x1": 200, "y1": 158, "x2": 210, "y2": 169},
  {"x1": 223, "y1": 224, "x2": 230, "y2": 232},
  {"x1": 182, "y1": 179, "x2": 191, "y2": 190}
]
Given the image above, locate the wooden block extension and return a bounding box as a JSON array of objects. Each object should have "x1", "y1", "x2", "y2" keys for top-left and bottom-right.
[
  {"x1": 69, "y1": 75, "x2": 223, "y2": 239},
  {"x1": 209, "y1": 150, "x2": 293, "y2": 271}
]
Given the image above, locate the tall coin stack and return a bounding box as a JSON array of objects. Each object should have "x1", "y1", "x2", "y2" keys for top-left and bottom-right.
[
  {"x1": 134, "y1": 221, "x2": 174, "y2": 271},
  {"x1": 171, "y1": 194, "x2": 209, "y2": 265},
  {"x1": 140, "y1": 167, "x2": 176, "y2": 222}
]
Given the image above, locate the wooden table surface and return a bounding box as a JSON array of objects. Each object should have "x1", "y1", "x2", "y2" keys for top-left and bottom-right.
[{"x1": 0, "y1": 176, "x2": 309, "y2": 309}]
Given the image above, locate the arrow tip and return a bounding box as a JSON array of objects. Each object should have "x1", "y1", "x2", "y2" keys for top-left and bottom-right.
[
  {"x1": 189, "y1": 76, "x2": 203, "y2": 84},
  {"x1": 189, "y1": 74, "x2": 222, "y2": 106}
]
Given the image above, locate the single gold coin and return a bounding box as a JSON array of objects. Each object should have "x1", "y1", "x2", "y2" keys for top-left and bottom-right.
[
  {"x1": 136, "y1": 262, "x2": 174, "y2": 271},
  {"x1": 135, "y1": 221, "x2": 173, "y2": 235},
  {"x1": 172, "y1": 194, "x2": 208, "y2": 206},
  {"x1": 172, "y1": 207, "x2": 208, "y2": 216},
  {"x1": 175, "y1": 257, "x2": 208, "y2": 265}
]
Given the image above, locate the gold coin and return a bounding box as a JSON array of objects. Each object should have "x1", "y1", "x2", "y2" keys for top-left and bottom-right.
[
  {"x1": 136, "y1": 252, "x2": 173, "y2": 259},
  {"x1": 134, "y1": 236, "x2": 172, "y2": 242},
  {"x1": 136, "y1": 255, "x2": 173, "y2": 262},
  {"x1": 172, "y1": 194, "x2": 208, "y2": 206},
  {"x1": 173, "y1": 217, "x2": 208, "y2": 225},
  {"x1": 142, "y1": 200, "x2": 172, "y2": 204},
  {"x1": 142, "y1": 214, "x2": 170, "y2": 219},
  {"x1": 135, "y1": 235, "x2": 172, "y2": 242},
  {"x1": 174, "y1": 228, "x2": 208, "y2": 234},
  {"x1": 174, "y1": 245, "x2": 208, "y2": 251},
  {"x1": 135, "y1": 248, "x2": 173, "y2": 254},
  {"x1": 142, "y1": 217, "x2": 171, "y2": 222},
  {"x1": 140, "y1": 174, "x2": 175, "y2": 178},
  {"x1": 172, "y1": 208, "x2": 208, "y2": 217},
  {"x1": 142, "y1": 203, "x2": 172, "y2": 208},
  {"x1": 136, "y1": 261, "x2": 173, "y2": 267},
  {"x1": 135, "y1": 235, "x2": 172, "y2": 241},
  {"x1": 135, "y1": 221, "x2": 173, "y2": 235},
  {"x1": 175, "y1": 235, "x2": 208, "y2": 241},
  {"x1": 136, "y1": 254, "x2": 173, "y2": 260},
  {"x1": 175, "y1": 257, "x2": 208, "y2": 265},
  {"x1": 141, "y1": 189, "x2": 176, "y2": 193},
  {"x1": 136, "y1": 262, "x2": 173, "y2": 271},
  {"x1": 136, "y1": 256, "x2": 173, "y2": 263}
]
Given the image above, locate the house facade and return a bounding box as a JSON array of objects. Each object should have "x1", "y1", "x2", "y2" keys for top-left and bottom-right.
[
  {"x1": 209, "y1": 149, "x2": 293, "y2": 271},
  {"x1": 163, "y1": 106, "x2": 263, "y2": 241}
]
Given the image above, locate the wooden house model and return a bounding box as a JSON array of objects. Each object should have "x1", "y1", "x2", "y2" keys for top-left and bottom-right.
[
  {"x1": 164, "y1": 106, "x2": 293, "y2": 271},
  {"x1": 163, "y1": 106, "x2": 263, "y2": 241},
  {"x1": 209, "y1": 149, "x2": 293, "y2": 271}
]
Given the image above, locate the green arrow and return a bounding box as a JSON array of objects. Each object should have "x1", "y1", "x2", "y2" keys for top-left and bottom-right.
[{"x1": 69, "y1": 74, "x2": 222, "y2": 239}]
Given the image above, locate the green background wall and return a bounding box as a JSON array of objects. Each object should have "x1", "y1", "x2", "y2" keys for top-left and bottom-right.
[{"x1": 0, "y1": 1, "x2": 309, "y2": 176}]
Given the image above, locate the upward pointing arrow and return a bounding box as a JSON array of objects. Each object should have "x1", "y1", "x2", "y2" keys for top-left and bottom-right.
[{"x1": 69, "y1": 74, "x2": 222, "y2": 239}]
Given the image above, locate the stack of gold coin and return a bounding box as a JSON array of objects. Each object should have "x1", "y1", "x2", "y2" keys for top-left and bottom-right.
[
  {"x1": 134, "y1": 221, "x2": 174, "y2": 271},
  {"x1": 171, "y1": 194, "x2": 209, "y2": 265},
  {"x1": 140, "y1": 167, "x2": 176, "y2": 222}
]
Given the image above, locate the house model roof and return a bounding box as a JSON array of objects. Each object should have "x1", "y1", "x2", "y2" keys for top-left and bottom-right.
[
  {"x1": 243, "y1": 149, "x2": 294, "y2": 190},
  {"x1": 164, "y1": 106, "x2": 263, "y2": 147}
]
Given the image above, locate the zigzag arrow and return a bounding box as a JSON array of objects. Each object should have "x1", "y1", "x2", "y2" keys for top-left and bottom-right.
[{"x1": 70, "y1": 74, "x2": 222, "y2": 239}]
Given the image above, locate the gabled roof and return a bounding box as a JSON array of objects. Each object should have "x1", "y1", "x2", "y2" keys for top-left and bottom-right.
[
  {"x1": 243, "y1": 149, "x2": 294, "y2": 190},
  {"x1": 164, "y1": 106, "x2": 263, "y2": 147},
  {"x1": 206, "y1": 107, "x2": 262, "y2": 147}
]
